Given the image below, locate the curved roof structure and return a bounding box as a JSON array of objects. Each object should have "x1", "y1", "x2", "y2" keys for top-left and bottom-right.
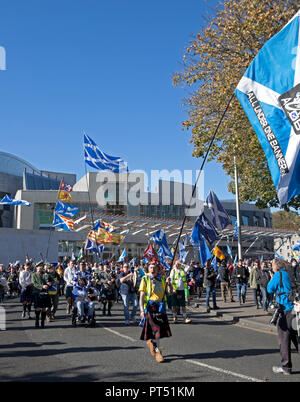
[{"x1": 0, "y1": 151, "x2": 40, "y2": 177}]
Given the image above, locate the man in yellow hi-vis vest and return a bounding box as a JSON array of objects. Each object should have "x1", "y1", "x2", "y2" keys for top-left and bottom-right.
[
  {"x1": 170, "y1": 259, "x2": 192, "y2": 324},
  {"x1": 139, "y1": 260, "x2": 172, "y2": 363}
]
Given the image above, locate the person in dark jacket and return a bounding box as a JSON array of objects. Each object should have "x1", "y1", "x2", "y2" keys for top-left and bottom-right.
[
  {"x1": 256, "y1": 261, "x2": 271, "y2": 313},
  {"x1": 204, "y1": 263, "x2": 218, "y2": 312},
  {"x1": 233, "y1": 260, "x2": 249, "y2": 304},
  {"x1": 218, "y1": 262, "x2": 234, "y2": 303},
  {"x1": 32, "y1": 265, "x2": 52, "y2": 328}
]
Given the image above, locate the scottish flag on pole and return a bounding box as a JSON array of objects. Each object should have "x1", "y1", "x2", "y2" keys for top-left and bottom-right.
[
  {"x1": 0, "y1": 195, "x2": 31, "y2": 207},
  {"x1": 150, "y1": 229, "x2": 172, "y2": 258},
  {"x1": 118, "y1": 249, "x2": 127, "y2": 262},
  {"x1": 54, "y1": 201, "x2": 78, "y2": 218},
  {"x1": 205, "y1": 190, "x2": 231, "y2": 231},
  {"x1": 235, "y1": 11, "x2": 300, "y2": 205},
  {"x1": 84, "y1": 133, "x2": 127, "y2": 173}
]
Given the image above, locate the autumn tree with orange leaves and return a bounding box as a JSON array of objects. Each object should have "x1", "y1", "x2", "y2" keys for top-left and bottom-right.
[{"x1": 173, "y1": 0, "x2": 299, "y2": 210}]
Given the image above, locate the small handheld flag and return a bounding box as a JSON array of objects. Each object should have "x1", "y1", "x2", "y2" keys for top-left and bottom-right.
[{"x1": 118, "y1": 249, "x2": 127, "y2": 262}]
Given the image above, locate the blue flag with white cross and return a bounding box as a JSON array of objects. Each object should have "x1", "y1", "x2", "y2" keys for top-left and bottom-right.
[{"x1": 235, "y1": 11, "x2": 300, "y2": 205}]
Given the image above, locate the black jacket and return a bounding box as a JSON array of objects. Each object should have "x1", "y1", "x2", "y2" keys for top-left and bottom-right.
[
  {"x1": 233, "y1": 265, "x2": 249, "y2": 284},
  {"x1": 204, "y1": 268, "x2": 217, "y2": 287},
  {"x1": 256, "y1": 269, "x2": 270, "y2": 288}
]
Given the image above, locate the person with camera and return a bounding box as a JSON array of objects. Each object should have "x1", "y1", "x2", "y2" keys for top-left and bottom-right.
[
  {"x1": 99, "y1": 264, "x2": 116, "y2": 316},
  {"x1": 267, "y1": 258, "x2": 300, "y2": 375},
  {"x1": 118, "y1": 263, "x2": 139, "y2": 325},
  {"x1": 32, "y1": 264, "x2": 52, "y2": 328}
]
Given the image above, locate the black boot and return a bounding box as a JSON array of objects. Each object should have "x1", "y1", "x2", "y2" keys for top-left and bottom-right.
[
  {"x1": 22, "y1": 304, "x2": 27, "y2": 318},
  {"x1": 35, "y1": 310, "x2": 40, "y2": 328},
  {"x1": 41, "y1": 311, "x2": 47, "y2": 328}
]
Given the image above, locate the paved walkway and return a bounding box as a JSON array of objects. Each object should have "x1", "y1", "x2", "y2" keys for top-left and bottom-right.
[{"x1": 187, "y1": 287, "x2": 278, "y2": 334}]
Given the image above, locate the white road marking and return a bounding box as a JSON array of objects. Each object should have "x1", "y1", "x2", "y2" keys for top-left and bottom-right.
[
  {"x1": 100, "y1": 324, "x2": 265, "y2": 382},
  {"x1": 185, "y1": 359, "x2": 265, "y2": 382},
  {"x1": 101, "y1": 326, "x2": 137, "y2": 342}
]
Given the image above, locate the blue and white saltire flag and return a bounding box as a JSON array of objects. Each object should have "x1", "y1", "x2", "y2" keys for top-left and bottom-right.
[
  {"x1": 234, "y1": 255, "x2": 238, "y2": 265},
  {"x1": 0, "y1": 195, "x2": 31, "y2": 207},
  {"x1": 212, "y1": 256, "x2": 218, "y2": 272},
  {"x1": 178, "y1": 241, "x2": 188, "y2": 263},
  {"x1": 235, "y1": 11, "x2": 300, "y2": 205},
  {"x1": 55, "y1": 201, "x2": 78, "y2": 218},
  {"x1": 157, "y1": 247, "x2": 171, "y2": 271},
  {"x1": 85, "y1": 238, "x2": 104, "y2": 255},
  {"x1": 84, "y1": 133, "x2": 127, "y2": 173},
  {"x1": 118, "y1": 249, "x2": 127, "y2": 262},
  {"x1": 205, "y1": 190, "x2": 231, "y2": 231},
  {"x1": 226, "y1": 244, "x2": 233, "y2": 259},
  {"x1": 195, "y1": 212, "x2": 219, "y2": 245},
  {"x1": 151, "y1": 229, "x2": 172, "y2": 258},
  {"x1": 130, "y1": 258, "x2": 136, "y2": 268}
]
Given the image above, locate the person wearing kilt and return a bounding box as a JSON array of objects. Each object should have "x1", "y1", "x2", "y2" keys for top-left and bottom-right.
[
  {"x1": 64, "y1": 261, "x2": 76, "y2": 315},
  {"x1": 32, "y1": 264, "x2": 52, "y2": 328},
  {"x1": 19, "y1": 263, "x2": 33, "y2": 319},
  {"x1": 169, "y1": 259, "x2": 192, "y2": 324},
  {"x1": 139, "y1": 261, "x2": 172, "y2": 363}
]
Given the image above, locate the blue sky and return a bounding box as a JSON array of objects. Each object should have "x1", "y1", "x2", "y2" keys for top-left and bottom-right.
[{"x1": 0, "y1": 0, "x2": 235, "y2": 201}]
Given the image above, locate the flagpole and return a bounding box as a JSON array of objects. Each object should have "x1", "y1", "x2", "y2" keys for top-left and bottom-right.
[
  {"x1": 170, "y1": 92, "x2": 235, "y2": 272},
  {"x1": 46, "y1": 179, "x2": 63, "y2": 262},
  {"x1": 234, "y1": 155, "x2": 243, "y2": 260}
]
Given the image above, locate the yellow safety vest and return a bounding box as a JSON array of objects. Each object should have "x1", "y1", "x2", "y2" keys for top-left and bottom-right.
[
  {"x1": 142, "y1": 274, "x2": 166, "y2": 309},
  {"x1": 172, "y1": 268, "x2": 187, "y2": 291}
]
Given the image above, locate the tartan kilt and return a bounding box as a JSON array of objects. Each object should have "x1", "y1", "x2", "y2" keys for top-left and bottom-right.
[
  {"x1": 140, "y1": 303, "x2": 172, "y2": 341},
  {"x1": 33, "y1": 292, "x2": 52, "y2": 309},
  {"x1": 20, "y1": 285, "x2": 33, "y2": 303}
]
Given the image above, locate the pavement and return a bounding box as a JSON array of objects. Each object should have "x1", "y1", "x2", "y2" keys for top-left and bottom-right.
[{"x1": 187, "y1": 287, "x2": 278, "y2": 335}]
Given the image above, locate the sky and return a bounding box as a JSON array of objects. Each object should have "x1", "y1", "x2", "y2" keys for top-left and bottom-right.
[{"x1": 0, "y1": 0, "x2": 236, "y2": 201}]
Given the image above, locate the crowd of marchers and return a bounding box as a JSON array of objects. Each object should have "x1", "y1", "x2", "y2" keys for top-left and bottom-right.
[
  {"x1": 0, "y1": 256, "x2": 300, "y2": 370},
  {"x1": 1, "y1": 257, "x2": 300, "y2": 323}
]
